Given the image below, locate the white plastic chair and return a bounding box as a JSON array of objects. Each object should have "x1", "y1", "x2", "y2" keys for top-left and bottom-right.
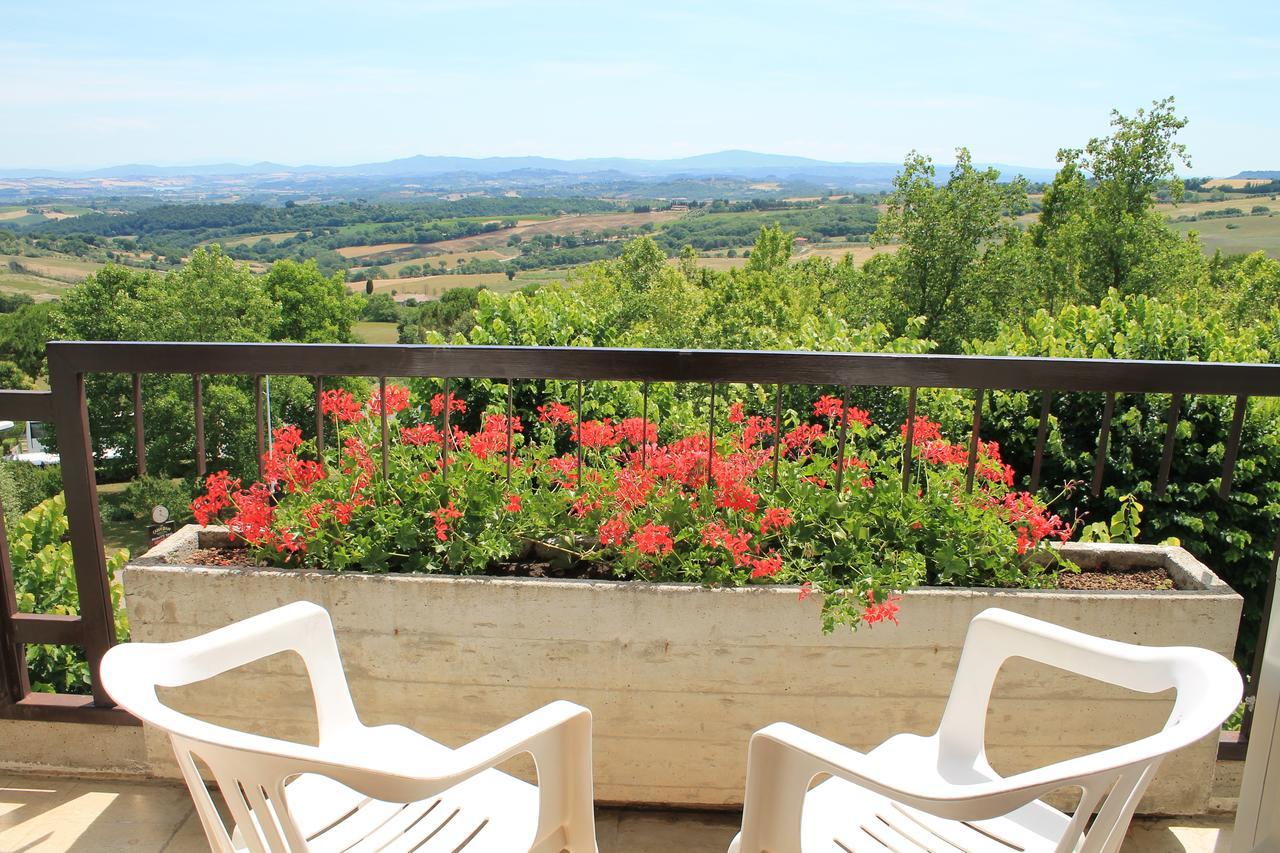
[
  {"x1": 100, "y1": 601, "x2": 596, "y2": 852},
  {"x1": 730, "y1": 607, "x2": 1242, "y2": 853}
]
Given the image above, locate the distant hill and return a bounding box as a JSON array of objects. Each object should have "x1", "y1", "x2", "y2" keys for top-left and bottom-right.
[
  {"x1": 1232, "y1": 171, "x2": 1280, "y2": 180},
  {"x1": 0, "y1": 150, "x2": 1059, "y2": 184}
]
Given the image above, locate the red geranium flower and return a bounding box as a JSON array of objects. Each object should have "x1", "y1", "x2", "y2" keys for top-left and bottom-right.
[
  {"x1": 368, "y1": 383, "x2": 411, "y2": 416},
  {"x1": 537, "y1": 402, "x2": 576, "y2": 425},
  {"x1": 863, "y1": 591, "x2": 902, "y2": 626},
  {"x1": 598, "y1": 514, "x2": 629, "y2": 546},
  {"x1": 632, "y1": 522, "x2": 673, "y2": 556},
  {"x1": 750, "y1": 552, "x2": 783, "y2": 579},
  {"x1": 430, "y1": 393, "x2": 467, "y2": 418},
  {"x1": 320, "y1": 389, "x2": 363, "y2": 422},
  {"x1": 759, "y1": 507, "x2": 794, "y2": 535}
]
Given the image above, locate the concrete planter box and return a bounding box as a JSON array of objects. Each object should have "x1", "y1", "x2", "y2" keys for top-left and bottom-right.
[{"x1": 120, "y1": 525, "x2": 1242, "y2": 814}]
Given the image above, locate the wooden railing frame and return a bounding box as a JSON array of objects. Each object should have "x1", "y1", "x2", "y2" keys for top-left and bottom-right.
[{"x1": 0, "y1": 342, "x2": 1275, "y2": 752}]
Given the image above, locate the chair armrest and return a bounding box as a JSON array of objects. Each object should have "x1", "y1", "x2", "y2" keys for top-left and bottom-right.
[{"x1": 740, "y1": 721, "x2": 1162, "y2": 849}]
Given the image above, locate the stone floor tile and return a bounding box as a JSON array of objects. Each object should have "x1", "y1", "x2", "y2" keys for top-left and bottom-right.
[
  {"x1": 607, "y1": 807, "x2": 740, "y2": 853},
  {"x1": 1125, "y1": 816, "x2": 1233, "y2": 853}
]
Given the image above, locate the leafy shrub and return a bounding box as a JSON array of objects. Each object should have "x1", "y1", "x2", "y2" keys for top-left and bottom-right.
[
  {"x1": 967, "y1": 292, "x2": 1280, "y2": 666},
  {"x1": 9, "y1": 495, "x2": 128, "y2": 693},
  {"x1": 104, "y1": 476, "x2": 194, "y2": 523},
  {"x1": 192, "y1": 386, "x2": 1074, "y2": 632},
  {"x1": 0, "y1": 461, "x2": 63, "y2": 528}
]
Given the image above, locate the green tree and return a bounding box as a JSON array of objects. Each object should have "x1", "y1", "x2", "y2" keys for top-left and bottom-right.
[
  {"x1": 263, "y1": 259, "x2": 360, "y2": 343},
  {"x1": 870, "y1": 148, "x2": 1028, "y2": 349},
  {"x1": 1031, "y1": 97, "x2": 1202, "y2": 304},
  {"x1": 53, "y1": 247, "x2": 350, "y2": 480},
  {"x1": 0, "y1": 302, "x2": 55, "y2": 379}
]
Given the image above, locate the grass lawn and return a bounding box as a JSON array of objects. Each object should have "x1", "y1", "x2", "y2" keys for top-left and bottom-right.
[
  {"x1": 354, "y1": 321, "x2": 400, "y2": 344},
  {"x1": 1168, "y1": 213, "x2": 1280, "y2": 259},
  {"x1": 96, "y1": 481, "x2": 152, "y2": 558}
]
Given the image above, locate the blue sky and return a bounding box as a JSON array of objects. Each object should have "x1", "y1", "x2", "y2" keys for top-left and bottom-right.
[{"x1": 3, "y1": 1, "x2": 1276, "y2": 174}]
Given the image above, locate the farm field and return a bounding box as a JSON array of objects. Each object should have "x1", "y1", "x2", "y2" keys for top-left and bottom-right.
[
  {"x1": 0, "y1": 272, "x2": 75, "y2": 300},
  {"x1": 0, "y1": 251, "x2": 105, "y2": 299},
  {"x1": 1158, "y1": 195, "x2": 1276, "y2": 218},
  {"x1": 337, "y1": 242, "x2": 417, "y2": 259},
  {"x1": 362, "y1": 248, "x2": 520, "y2": 276},
  {"x1": 1, "y1": 253, "x2": 104, "y2": 280},
  {"x1": 349, "y1": 269, "x2": 558, "y2": 301},
  {"x1": 1203, "y1": 178, "x2": 1276, "y2": 190},
  {"x1": 405, "y1": 210, "x2": 683, "y2": 255},
  {"x1": 215, "y1": 231, "x2": 302, "y2": 247},
  {"x1": 353, "y1": 321, "x2": 399, "y2": 344},
  {"x1": 1168, "y1": 213, "x2": 1280, "y2": 259},
  {"x1": 688, "y1": 242, "x2": 897, "y2": 271}
]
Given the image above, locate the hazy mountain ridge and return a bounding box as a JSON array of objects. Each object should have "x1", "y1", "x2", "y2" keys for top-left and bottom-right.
[{"x1": 0, "y1": 150, "x2": 1059, "y2": 182}]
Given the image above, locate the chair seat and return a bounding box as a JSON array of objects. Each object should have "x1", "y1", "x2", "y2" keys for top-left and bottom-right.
[
  {"x1": 802, "y1": 733, "x2": 1072, "y2": 853},
  {"x1": 732, "y1": 734, "x2": 1076, "y2": 853},
  {"x1": 231, "y1": 727, "x2": 540, "y2": 852}
]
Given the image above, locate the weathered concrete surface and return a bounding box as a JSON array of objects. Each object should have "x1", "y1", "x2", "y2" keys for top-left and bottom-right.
[
  {"x1": 112, "y1": 528, "x2": 1242, "y2": 814},
  {"x1": 0, "y1": 719, "x2": 146, "y2": 777}
]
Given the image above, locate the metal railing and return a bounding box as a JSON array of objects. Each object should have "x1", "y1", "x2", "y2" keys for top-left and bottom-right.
[{"x1": 0, "y1": 341, "x2": 1276, "y2": 758}]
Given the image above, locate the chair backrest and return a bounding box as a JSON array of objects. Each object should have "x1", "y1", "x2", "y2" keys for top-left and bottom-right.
[
  {"x1": 101, "y1": 602, "x2": 366, "y2": 853},
  {"x1": 935, "y1": 608, "x2": 1242, "y2": 853}
]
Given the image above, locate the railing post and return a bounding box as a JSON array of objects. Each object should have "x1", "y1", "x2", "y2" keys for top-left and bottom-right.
[
  {"x1": 131, "y1": 373, "x2": 145, "y2": 478},
  {"x1": 48, "y1": 362, "x2": 117, "y2": 707},
  {"x1": 0, "y1": 503, "x2": 30, "y2": 703}
]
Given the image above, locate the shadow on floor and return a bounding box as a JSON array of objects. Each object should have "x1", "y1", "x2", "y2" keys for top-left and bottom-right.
[{"x1": 0, "y1": 774, "x2": 1235, "y2": 852}]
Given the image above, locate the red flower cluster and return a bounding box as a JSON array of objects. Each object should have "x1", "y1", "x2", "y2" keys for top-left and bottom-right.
[
  {"x1": 320, "y1": 388, "x2": 363, "y2": 422},
  {"x1": 368, "y1": 384, "x2": 411, "y2": 416},
  {"x1": 432, "y1": 502, "x2": 463, "y2": 541},
  {"x1": 598, "y1": 514, "x2": 629, "y2": 546},
  {"x1": 783, "y1": 423, "x2": 825, "y2": 455},
  {"x1": 401, "y1": 423, "x2": 443, "y2": 446},
  {"x1": 632, "y1": 522, "x2": 674, "y2": 556},
  {"x1": 537, "y1": 402, "x2": 575, "y2": 425},
  {"x1": 750, "y1": 552, "x2": 783, "y2": 579},
  {"x1": 430, "y1": 393, "x2": 467, "y2": 418},
  {"x1": 262, "y1": 425, "x2": 325, "y2": 494},
  {"x1": 813, "y1": 395, "x2": 872, "y2": 428},
  {"x1": 759, "y1": 507, "x2": 794, "y2": 535},
  {"x1": 702, "y1": 520, "x2": 752, "y2": 566},
  {"x1": 863, "y1": 591, "x2": 902, "y2": 626},
  {"x1": 1000, "y1": 491, "x2": 1070, "y2": 554}
]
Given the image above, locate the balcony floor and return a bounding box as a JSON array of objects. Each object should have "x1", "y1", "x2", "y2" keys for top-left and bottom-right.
[{"x1": 0, "y1": 773, "x2": 1232, "y2": 852}]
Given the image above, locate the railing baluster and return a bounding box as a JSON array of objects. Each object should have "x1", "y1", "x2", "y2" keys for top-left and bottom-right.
[
  {"x1": 1091, "y1": 392, "x2": 1115, "y2": 497},
  {"x1": 834, "y1": 385, "x2": 850, "y2": 493},
  {"x1": 1030, "y1": 391, "x2": 1051, "y2": 492},
  {"x1": 254, "y1": 375, "x2": 264, "y2": 479},
  {"x1": 901, "y1": 386, "x2": 917, "y2": 493},
  {"x1": 193, "y1": 374, "x2": 206, "y2": 478},
  {"x1": 707, "y1": 383, "x2": 716, "y2": 488},
  {"x1": 1221, "y1": 395, "x2": 1248, "y2": 499},
  {"x1": 772, "y1": 383, "x2": 783, "y2": 484},
  {"x1": 379, "y1": 377, "x2": 389, "y2": 482},
  {"x1": 314, "y1": 376, "x2": 324, "y2": 455},
  {"x1": 964, "y1": 389, "x2": 984, "y2": 493},
  {"x1": 132, "y1": 373, "x2": 145, "y2": 478},
  {"x1": 575, "y1": 379, "x2": 584, "y2": 488},
  {"x1": 1156, "y1": 393, "x2": 1182, "y2": 497},
  {"x1": 506, "y1": 380, "x2": 514, "y2": 486},
  {"x1": 441, "y1": 377, "x2": 451, "y2": 482},
  {"x1": 640, "y1": 381, "x2": 649, "y2": 470}
]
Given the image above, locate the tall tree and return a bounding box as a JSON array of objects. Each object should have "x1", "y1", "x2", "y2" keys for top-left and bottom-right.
[
  {"x1": 1032, "y1": 97, "x2": 1202, "y2": 303},
  {"x1": 870, "y1": 148, "x2": 1028, "y2": 349}
]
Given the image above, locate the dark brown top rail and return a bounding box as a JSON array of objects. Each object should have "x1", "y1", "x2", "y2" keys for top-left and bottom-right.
[{"x1": 46, "y1": 341, "x2": 1280, "y2": 395}]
